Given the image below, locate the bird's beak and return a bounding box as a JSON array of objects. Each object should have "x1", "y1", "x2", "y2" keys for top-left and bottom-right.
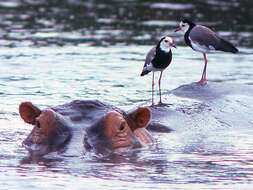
[{"x1": 174, "y1": 27, "x2": 182, "y2": 32}]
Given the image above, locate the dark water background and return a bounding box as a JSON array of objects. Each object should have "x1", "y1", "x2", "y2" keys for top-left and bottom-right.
[
  {"x1": 0, "y1": 0, "x2": 253, "y2": 190},
  {"x1": 1, "y1": 0, "x2": 253, "y2": 47}
]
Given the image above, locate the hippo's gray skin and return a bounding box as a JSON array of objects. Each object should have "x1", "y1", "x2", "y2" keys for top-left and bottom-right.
[{"x1": 19, "y1": 100, "x2": 157, "y2": 157}]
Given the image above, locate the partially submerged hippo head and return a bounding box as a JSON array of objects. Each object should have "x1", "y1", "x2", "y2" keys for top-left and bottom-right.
[
  {"x1": 19, "y1": 101, "x2": 153, "y2": 157},
  {"x1": 85, "y1": 108, "x2": 153, "y2": 153},
  {"x1": 19, "y1": 102, "x2": 71, "y2": 156}
]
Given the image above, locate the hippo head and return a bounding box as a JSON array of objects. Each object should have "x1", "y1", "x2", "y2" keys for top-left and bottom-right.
[
  {"x1": 85, "y1": 107, "x2": 153, "y2": 153},
  {"x1": 19, "y1": 102, "x2": 71, "y2": 156}
]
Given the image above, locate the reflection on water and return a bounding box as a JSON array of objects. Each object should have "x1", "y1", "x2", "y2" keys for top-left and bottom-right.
[
  {"x1": 0, "y1": 0, "x2": 253, "y2": 47},
  {"x1": 0, "y1": 0, "x2": 253, "y2": 190}
]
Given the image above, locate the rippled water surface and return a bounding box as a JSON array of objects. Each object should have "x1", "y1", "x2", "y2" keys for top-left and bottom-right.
[{"x1": 0, "y1": 0, "x2": 253, "y2": 190}]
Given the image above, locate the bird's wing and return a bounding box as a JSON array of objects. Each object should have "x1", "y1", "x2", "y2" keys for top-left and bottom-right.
[
  {"x1": 189, "y1": 25, "x2": 221, "y2": 49},
  {"x1": 140, "y1": 46, "x2": 156, "y2": 76},
  {"x1": 143, "y1": 46, "x2": 156, "y2": 68}
]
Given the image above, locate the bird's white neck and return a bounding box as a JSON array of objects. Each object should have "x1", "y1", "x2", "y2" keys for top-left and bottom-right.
[{"x1": 159, "y1": 43, "x2": 171, "y2": 53}]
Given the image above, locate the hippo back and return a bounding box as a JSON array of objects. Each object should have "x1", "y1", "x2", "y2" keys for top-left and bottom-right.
[{"x1": 52, "y1": 100, "x2": 120, "y2": 128}]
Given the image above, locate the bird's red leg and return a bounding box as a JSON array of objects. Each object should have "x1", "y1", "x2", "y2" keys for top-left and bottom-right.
[
  {"x1": 152, "y1": 72, "x2": 155, "y2": 105},
  {"x1": 198, "y1": 53, "x2": 208, "y2": 85},
  {"x1": 158, "y1": 71, "x2": 163, "y2": 104},
  {"x1": 203, "y1": 53, "x2": 208, "y2": 81}
]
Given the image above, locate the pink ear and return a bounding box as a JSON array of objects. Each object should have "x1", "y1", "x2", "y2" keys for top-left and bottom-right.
[
  {"x1": 19, "y1": 102, "x2": 41, "y2": 124},
  {"x1": 128, "y1": 107, "x2": 151, "y2": 129}
]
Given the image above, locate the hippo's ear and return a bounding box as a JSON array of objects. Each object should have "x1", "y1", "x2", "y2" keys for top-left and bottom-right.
[
  {"x1": 19, "y1": 102, "x2": 41, "y2": 124},
  {"x1": 128, "y1": 107, "x2": 151, "y2": 129}
]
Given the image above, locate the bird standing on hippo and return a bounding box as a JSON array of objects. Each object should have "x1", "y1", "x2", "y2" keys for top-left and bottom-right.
[
  {"x1": 19, "y1": 100, "x2": 155, "y2": 157},
  {"x1": 175, "y1": 19, "x2": 238, "y2": 85},
  {"x1": 140, "y1": 36, "x2": 176, "y2": 105}
]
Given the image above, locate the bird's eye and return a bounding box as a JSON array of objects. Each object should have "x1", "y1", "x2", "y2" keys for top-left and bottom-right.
[
  {"x1": 182, "y1": 24, "x2": 185, "y2": 27},
  {"x1": 164, "y1": 40, "x2": 168, "y2": 43}
]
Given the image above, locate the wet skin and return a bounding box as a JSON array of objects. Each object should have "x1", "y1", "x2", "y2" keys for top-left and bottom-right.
[{"x1": 19, "y1": 100, "x2": 155, "y2": 156}]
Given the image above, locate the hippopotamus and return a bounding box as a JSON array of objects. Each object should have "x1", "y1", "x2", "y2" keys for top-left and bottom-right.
[{"x1": 19, "y1": 100, "x2": 156, "y2": 156}]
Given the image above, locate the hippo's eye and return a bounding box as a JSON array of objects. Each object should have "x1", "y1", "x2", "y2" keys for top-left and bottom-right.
[{"x1": 35, "y1": 120, "x2": 41, "y2": 128}]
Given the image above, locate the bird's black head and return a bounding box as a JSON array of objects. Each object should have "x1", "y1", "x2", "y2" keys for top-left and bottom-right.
[
  {"x1": 181, "y1": 19, "x2": 196, "y2": 27},
  {"x1": 156, "y1": 36, "x2": 176, "y2": 53},
  {"x1": 175, "y1": 19, "x2": 196, "y2": 33},
  {"x1": 158, "y1": 36, "x2": 166, "y2": 45}
]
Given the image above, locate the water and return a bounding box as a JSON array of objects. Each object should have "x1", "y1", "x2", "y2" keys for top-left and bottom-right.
[{"x1": 0, "y1": 0, "x2": 253, "y2": 189}]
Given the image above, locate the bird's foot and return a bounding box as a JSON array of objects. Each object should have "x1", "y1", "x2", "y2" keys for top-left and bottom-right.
[
  {"x1": 150, "y1": 104, "x2": 156, "y2": 108},
  {"x1": 197, "y1": 79, "x2": 208, "y2": 86},
  {"x1": 157, "y1": 101, "x2": 168, "y2": 107}
]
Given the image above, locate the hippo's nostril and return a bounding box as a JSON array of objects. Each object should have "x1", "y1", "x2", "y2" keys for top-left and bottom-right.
[{"x1": 119, "y1": 123, "x2": 125, "y2": 131}]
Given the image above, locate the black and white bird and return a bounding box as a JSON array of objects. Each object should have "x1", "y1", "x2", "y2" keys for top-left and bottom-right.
[
  {"x1": 140, "y1": 36, "x2": 176, "y2": 105},
  {"x1": 175, "y1": 19, "x2": 238, "y2": 85}
]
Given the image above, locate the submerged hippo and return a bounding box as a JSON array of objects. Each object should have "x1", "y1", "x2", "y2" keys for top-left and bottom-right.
[{"x1": 19, "y1": 100, "x2": 155, "y2": 156}]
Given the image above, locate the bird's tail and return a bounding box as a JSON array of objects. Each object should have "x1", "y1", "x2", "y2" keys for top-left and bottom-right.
[
  {"x1": 140, "y1": 68, "x2": 151, "y2": 76},
  {"x1": 218, "y1": 38, "x2": 238, "y2": 53}
]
